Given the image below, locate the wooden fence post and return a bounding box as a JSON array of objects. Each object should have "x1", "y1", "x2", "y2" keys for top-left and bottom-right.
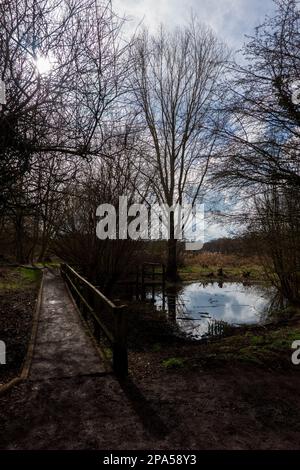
[{"x1": 113, "y1": 305, "x2": 128, "y2": 377}]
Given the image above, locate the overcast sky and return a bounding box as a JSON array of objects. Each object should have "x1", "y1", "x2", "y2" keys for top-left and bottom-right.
[
  {"x1": 113, "y1": 0, "x2": 276, "y2": 240},
  {"x1": 114, "y1": 0, "x2": 275, "y2": 53}
]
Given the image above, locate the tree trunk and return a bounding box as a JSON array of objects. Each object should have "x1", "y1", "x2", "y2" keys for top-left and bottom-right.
[
  {"x1": 166, "y1": 212, "x2": 180, "y2": 282},
  {"x1": 166, "y1": 238, "x2": 179, "y2": 281}
]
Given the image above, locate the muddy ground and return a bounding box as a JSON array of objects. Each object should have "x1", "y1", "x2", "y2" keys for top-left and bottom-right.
[
  {"x1": 1, "y1": 360, "x2": 300, "y2": 449},
  {"x1": 0, "y1": 267, "x2": 41, "y2": 385},
  {"x1": 1, "y1": 269, "x2": 300, "y2": 449}
]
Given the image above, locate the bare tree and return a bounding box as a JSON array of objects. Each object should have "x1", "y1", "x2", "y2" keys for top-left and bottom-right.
[
  {"x1": 0, "y1": 0, "x2": 79, "y2": 210},
  {"x1": 1, "y1": 152, "x2": 78, "y2": 263},
  {"x1": 54, "y1": 150, "x2": 147, "y2": 293},
  {"x1": 248, "y1": 185, "x2": 300, "y2": 305},
  {"x1": 216, "y1": 0, "x2": 300, "y2": 191},
  {"x1": 0, "y1": 0, "x2": 133, "y2": 212},
  {"x1": 131, "y1": 21, "x2": 227, "y2": 280}
]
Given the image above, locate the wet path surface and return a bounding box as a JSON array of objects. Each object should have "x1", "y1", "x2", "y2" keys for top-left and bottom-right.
[
  {"x1": 0, "y1": 270, "x2": 153, "y2": 450},
  {"x1": 30, "y1": 270, "x2": 106, "y2": 380}
]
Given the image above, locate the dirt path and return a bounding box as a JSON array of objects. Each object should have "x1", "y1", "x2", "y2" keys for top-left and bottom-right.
[{"x1": 1, "y1": 270, "x2": 300, "y2": 449}]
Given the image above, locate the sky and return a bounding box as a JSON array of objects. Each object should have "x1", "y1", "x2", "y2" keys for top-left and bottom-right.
[
  {"x1": 113, "y1": 0, "x2": 276, "y2": 241},
  {"x1": 114, "y1": 0, "x2": 275, "y2": 53}
]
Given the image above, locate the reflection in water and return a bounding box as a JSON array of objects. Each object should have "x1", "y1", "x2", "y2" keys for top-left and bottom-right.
[{"x1": 148, "y1": 281, "x2": 274, "y2": 339}]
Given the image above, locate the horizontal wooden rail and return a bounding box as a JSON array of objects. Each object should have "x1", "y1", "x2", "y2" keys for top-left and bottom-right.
[{"x1": 61, "y1": 263, "x2": 128, "y2": 376}]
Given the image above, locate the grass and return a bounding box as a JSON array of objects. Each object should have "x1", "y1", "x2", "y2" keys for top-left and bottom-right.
[
  {"x1": 199, "y1": 322, "x2": 300, "y2": 368},
  {"x1": 33, "y1": 261, "x2": 61, "y2": 268},
  {"x1": 0, "y1": 267, "x2": 42, "y2": 292},
  {"x1": 18, "y1": 267, "x2": 41, "y2": 282},
  {"x1": 179, "y1": 265, "x2": 266, "y2": 282},
  {"x1": 129, "y1": 298, "x2": 300, "y2": 372},
  {"x1": 162, "y1": 357, "x2": 185, "y2": 369},
  {"x1": 179, "y1": 252, "x2": 267, "y2": 282}
]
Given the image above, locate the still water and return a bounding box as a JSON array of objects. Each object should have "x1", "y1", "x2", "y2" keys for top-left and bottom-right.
[{"x1": 148, "y1": 281, "x2": 273, "y2": 339}]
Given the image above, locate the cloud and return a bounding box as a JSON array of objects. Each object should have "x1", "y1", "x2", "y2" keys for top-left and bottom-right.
[{"x1": 114, "y1": 0, "x2": 275, "y2": 51}]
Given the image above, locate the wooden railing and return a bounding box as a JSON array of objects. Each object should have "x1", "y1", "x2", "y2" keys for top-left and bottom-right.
[
  {"x1": 115, "y1": 262, "x2": 166, "y2": 305},
  {"x1": 140, "y1": 262, "x2": 166, "y2": 309},
  {"x1": 61, "y1": 263, "x2": 128, "y2": 376}
]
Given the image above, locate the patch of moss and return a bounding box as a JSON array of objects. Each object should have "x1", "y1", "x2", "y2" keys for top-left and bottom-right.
[
  {"x1": 203, "y1": 323, "x2": 300, "y2": 368},
  {"x1": 0, "y1": 281, "x2": 20, "y2": 290},
  {"x1": 0, "y1": 267, "x2": 41, "y2": 292},
  {"x1": 249, "y1": 335, "x2": 265, "y2": 346},
  {"x1": 103, "y1": 346, "x2": 113, "y2": 360},
  {"x1": 162, "y1": 357, "x2": 185, "y2": 369},
  {"x1": 18, "y1": 267, "x2": 41, "y2": 283}
]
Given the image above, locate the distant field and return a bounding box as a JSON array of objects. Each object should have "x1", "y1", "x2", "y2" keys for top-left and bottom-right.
[{"x1": 180, "y1": 252, "x2": 267, "y2": 282}]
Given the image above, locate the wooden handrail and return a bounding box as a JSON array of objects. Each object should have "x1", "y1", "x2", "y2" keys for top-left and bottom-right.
[
  {"x1": 64, "y1": 264, "x2": 116, "y2": 308},
  {"x1": 61, "y1": 263, "x2": 128, "y2": 376}
]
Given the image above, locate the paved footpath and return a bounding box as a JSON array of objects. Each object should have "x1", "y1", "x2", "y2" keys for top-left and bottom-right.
[{"x1": 0, "y1": 270, "x2": 161, "y2": 450}]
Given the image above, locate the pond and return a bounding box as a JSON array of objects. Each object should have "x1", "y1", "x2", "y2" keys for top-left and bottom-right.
[{"x1": 147, "y1": 281, "x2": 274, "y2": 339}]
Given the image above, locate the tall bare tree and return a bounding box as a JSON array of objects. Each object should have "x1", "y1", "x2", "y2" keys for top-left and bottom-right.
[{"x1": 131, "y1": 21, "x2": 227, "y2": 280}]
